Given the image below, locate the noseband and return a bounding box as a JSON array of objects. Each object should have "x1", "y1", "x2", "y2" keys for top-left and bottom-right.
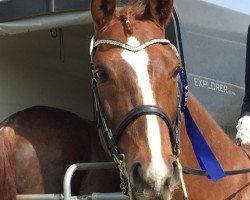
[{"x1": 90, "y1": 37, "x2": 185, "y2": 161}]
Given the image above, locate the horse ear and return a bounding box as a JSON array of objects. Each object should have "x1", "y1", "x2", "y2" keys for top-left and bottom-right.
[
  {"x1": 144, "y1": 0, "x2": 174, "y2": 27},
  {"x1": 90, "y1": 0, "x2": 116, "y2": 27}
]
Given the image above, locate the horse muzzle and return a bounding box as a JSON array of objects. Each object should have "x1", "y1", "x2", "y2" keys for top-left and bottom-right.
[{"x1": 129, "y1": 155, "x2": 180, "y2": 200}]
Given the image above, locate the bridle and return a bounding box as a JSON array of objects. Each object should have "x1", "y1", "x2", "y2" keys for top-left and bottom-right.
[
  {"x1": 90, "y1": 37, "x2": 186, "y2": 195},
  {"x1": 90, "y1": 37, "x2": 184, "y2": 158}
]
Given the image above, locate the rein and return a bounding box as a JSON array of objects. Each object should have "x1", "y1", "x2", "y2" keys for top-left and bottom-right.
[{"x1": 183, "y1": 166, "x2": 250, "y2": 176}]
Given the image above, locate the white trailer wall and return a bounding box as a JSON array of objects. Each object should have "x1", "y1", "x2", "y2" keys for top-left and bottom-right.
[{"x1": 0, "y1": 24, "x2": 94, "y2": 121}]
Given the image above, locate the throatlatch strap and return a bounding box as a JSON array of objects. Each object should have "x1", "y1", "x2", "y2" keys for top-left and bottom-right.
[{"x1": 184, "y1": 108, "x2": 225, "y2": 181}]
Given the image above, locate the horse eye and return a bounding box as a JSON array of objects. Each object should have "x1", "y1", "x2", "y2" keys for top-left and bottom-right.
[
  {"x1": 96, "y1": 69, "x2": 108, "y2": 83},
  {"x1": 173, "y1": 67, "x2": 180, "y2": 78}
]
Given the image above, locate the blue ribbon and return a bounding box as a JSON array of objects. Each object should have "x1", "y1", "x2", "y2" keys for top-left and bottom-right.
[
  {"x1": 184, "y1": 108, "x2": 225, "y2": 181},
  {"x1": 179, "y1": 68, "x2": 225, "y2": 181}
]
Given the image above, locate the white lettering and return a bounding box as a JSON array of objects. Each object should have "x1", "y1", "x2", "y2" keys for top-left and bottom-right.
[{"x1": 192, "y1": 77, "x2": 235, "y2": 95}]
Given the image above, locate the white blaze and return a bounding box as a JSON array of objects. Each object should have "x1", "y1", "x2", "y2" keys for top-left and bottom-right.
[{"x1": 121, "y1": 37, "x2": 168, "y2": 192}]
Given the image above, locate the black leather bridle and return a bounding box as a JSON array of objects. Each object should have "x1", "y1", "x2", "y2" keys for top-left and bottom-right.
[{"x1": 90, "y1": 37, "x2": 182, "y2": 161}]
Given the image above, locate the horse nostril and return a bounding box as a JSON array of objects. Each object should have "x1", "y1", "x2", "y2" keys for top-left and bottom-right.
[
  {"x1": 164, "y1": 177, "x2": 171, "y2": 187},
  {"x1": 132, "y1": 162, "x2": 142, "y2": 186},
  {"x1": 170, "y1": 159, "x2": 180, "y2": 185},
  {"x1": 131, "y1": 162, "x2": 151, "y2": 190},
  {"x1": 164, "y1": 161, "x2": 178, "y2": 187}
]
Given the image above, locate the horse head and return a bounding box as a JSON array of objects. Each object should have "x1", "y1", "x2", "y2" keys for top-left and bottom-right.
[{"x1": 90, "y1": 0, "x2": 181, "y2": 199}]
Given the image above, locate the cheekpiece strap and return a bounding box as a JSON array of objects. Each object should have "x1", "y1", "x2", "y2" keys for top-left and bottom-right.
[
  {"x1": 179, "y1": 67, "x2": 188, "y2": 112},
  {"x1": 91, "y1": 72, "x2": 123, "y2": 160}
]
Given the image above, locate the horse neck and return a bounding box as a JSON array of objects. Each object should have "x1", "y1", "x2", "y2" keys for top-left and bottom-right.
[{"x1": 180, "y1": 93, "x2": 249, "y2": 168}]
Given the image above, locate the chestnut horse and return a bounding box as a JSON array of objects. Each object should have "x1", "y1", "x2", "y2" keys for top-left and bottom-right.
[
  {"x1": 88, "y1": 0, "x2": 250, "y2": 199},
  {"x1": 0, "y1": 106, "x2": 99, "y2": 200}
]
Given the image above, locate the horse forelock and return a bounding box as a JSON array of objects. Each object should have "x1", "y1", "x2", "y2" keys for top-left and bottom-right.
[{"x1": 116, "y1": 1, "x2": 145, "y2": 35}]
